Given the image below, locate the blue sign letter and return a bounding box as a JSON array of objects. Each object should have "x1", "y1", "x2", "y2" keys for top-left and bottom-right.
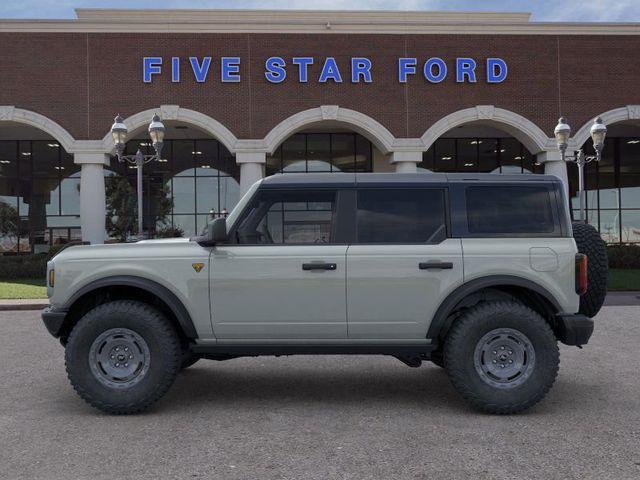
[
  {"x1": 351, "y1": 57, "x2": 372, "y2": 83},
  {"x1": 319, "y1": 57, "x2": 343, "y2": 83},
  {"x1": 189, "y1": 57, "x2": 211, "y2": 83},
  {"x1": 487, "y1": 58, "x2": 508, "y2": 83},
  {"x1": 143, "y1": 57, "x2": 162, "y2": 83},
  {"x1": 171, "y1": 57, "x2": 180, "y2": 83},
  {"x1": 265, "y1": 57, "x2": 287, "y2": 83},
  {"x1": 221, "y1": 57, "x2": 241, "y2": 83},
  {"x1": 292, "y1": 57, "x2": 313, "y2": 82},
  {"x1": 398, "y1": 58, "x2": 417, "y2": 83},
  {"x1": 424, "y1": 57, "x2": 447, "y2": 83},
  {"x1": 456, "y1": 58, "x2": 477, "y2": 83}
]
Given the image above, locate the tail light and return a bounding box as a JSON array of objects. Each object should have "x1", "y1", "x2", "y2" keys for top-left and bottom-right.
[{"x1": 575, "y1": 254, "x2": 588, "y2": 295}]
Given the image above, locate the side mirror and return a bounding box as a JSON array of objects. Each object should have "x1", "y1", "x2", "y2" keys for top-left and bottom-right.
[
  {"x1": 211, "y1": 217, "x2": 228, "y2": 243},
  {"x1": 193, "y1": 217, "x2": 227, "y2": 246}
]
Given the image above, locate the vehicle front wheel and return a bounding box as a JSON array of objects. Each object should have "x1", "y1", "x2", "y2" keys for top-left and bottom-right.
[
  {"x1": 443, "y1": 301, "x2": 559, "y2": 414},
  {"x1": 65, "y1": 300, "x2": 182, "y2": 414},
  {"x1": 180, "y1": 346, "x2": 200, "y2": 370}
]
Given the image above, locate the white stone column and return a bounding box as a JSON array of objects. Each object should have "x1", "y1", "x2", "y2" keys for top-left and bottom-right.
[
  {"x1": 75, "y1": 152, "x2": 110, "y2": 244},
  {"x1": 537, "y1": 151, "x2": 570, "y2": 210},
  {"x1": 237, "y1": 151, "x2": 266, "y2": 195},
  {"x1": 390, "y1": 151, "x2": 422, "y2": 173}
]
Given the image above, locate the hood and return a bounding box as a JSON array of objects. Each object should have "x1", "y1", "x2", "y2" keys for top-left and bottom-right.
[{"x1": 50, "y1": 237, "x2": 199, "y2": 262}]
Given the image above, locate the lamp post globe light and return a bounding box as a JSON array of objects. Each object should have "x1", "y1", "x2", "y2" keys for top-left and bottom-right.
[
  {"x1": 554, "y1": 116, "x2": 607, "y2": 224},
  {"x1": 110, "y1": 114, "x2": 166, "y2": 239}
]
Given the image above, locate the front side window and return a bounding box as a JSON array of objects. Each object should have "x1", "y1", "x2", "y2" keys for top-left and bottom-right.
[
  {"x1": 235, "y1": 190, "x2": 335, "y2": 244},
  {"x1": 356, "y1": 188, "x2": 447, "y2": 243},
  {"x1": 466, "y1": 186, "x2": 555, "y2": 235}
]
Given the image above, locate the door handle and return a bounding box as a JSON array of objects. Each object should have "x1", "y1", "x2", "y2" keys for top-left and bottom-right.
[
  {"x1": 419, "y1": 262, "x2": 453, "y2": 270},
  {"x1": 302, "y1": 262, "x2": 337, "y2": 271}
]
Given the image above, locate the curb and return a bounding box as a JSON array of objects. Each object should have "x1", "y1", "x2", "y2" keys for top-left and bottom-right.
[{"x1": 0, "y1": 301, "x2": 48, "y2": 312}]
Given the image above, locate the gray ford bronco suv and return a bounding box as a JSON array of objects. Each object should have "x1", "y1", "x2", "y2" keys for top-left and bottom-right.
[{"x1": 42, "y1": 173, "x2": 608, "y2": 414}]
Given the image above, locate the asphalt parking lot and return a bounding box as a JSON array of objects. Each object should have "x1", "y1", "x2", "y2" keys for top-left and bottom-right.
[{"x1": 1, "y1": 308, "x2": 639, "y2": 480}]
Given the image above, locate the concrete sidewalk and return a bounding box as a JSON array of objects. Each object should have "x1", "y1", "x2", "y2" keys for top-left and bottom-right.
[{"x1": 1, "y1": 291, "x2": 640, "y2": 312}]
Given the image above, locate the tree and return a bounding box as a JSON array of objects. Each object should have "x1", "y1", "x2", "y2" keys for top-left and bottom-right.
[
  {"x1": 0, "y1": 200, "x2": 22, "y2": 250},
  {"x1": 105, "y1": 175, "x2": 173, "y2": 242}
]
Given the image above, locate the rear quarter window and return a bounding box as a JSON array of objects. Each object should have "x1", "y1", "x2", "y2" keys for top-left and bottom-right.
[{"x1": 465, "y1": 185, "x2": 557, "y2": 235}]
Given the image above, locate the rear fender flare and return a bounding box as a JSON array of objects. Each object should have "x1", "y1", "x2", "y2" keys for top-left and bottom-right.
[{"x1": 426, "y1": 275, "x2": 561, "y2": 340}]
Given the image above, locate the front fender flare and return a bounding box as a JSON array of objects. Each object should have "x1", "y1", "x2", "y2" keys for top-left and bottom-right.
[{"x1": 64, "y1": 275, "x2": 198, "y2": 338}]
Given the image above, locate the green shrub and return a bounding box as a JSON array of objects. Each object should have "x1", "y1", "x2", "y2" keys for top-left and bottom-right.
[
  {"x1": 0, "y1": 254, "x2": 47, "y2": 280},
  {"x1": 606, "y1": 244, "x2": 640, "y2": 269},
  {"x1": 155, "y1": 226, "x2": 185, "y2": 238}
]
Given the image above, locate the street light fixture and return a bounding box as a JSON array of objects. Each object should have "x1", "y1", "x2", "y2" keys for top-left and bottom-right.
[
  {"x1": 110, "y1": 113, "x2": 166, "y2": 239},
  {"x1": 554, "y1": 116, "x2": 607, "y2": 224}
]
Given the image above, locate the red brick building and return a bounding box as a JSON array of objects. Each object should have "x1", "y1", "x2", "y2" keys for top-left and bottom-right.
[{"x1": 1, "y1": 9, "x2": 639, "y2": 249}]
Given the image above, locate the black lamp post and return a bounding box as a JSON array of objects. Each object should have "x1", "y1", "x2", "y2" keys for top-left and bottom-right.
[
  {"x1": 554, "y1": 117, "x2": 607, "y2": 223},
  {"x1": 110, "y1": 114, "x2": 166, "y2": 238}
]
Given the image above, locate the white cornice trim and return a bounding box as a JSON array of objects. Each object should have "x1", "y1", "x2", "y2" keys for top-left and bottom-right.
[
  {"x1": 100, "y1": 105, "x2": 239, "y2": 154},
  {"x1": 263, "y1": 106, "x2": 396, "y2": 155},
  {"x1": 1, "y1": 9, "x2": 639, "y2": 35},
  {"x1": 75, "y1": 9, "x2": 533, "y2": 24},
  {"x1": 571, "y1": 105, "x2": 640, "y2": 148},
  {"x1": 0, "y1": 106, "x2": 76, "y2": 152},
  {"x1": 421, "y1": 106, "x2": 554, "y2": 154}
]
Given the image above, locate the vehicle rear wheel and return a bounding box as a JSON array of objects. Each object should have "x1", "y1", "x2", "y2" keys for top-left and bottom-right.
[
  {"x1": 444, "y1": 301, "x2": 559, "y2": 414},
  {"x1": 65, "y1": 300, "x2": 182, "y2": 414},
  {"x1": 572, "y1": 222, "x2": 608, "y2": 317},
  {"x1": 430, "y1": 350, "x2": 444, "y2": 368}
]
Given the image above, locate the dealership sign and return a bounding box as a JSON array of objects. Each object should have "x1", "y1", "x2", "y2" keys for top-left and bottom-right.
[{"x1": 142, "y1": 56, "x2": 508, "y2": 84}]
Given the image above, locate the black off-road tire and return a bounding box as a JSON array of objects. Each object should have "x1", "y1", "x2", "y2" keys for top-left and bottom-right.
[
  {"x1": 180, "y1": 348, "x2": 200, "y2": 370},
  {"x1": 65, "y1": 300, "x2": 182, "y2": 414},
  {"x1": 444, "y1": 301, "x2": 559, "y2": 414},
  {"x1": 430, "y1": 350, "x2": 444, "y2": 368},
  {"x1": 572, "y1": 222, "x2": 608, "y2": 317}
]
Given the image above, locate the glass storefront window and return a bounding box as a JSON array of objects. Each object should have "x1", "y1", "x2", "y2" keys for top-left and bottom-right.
[
  {"x1": 0, "y1": 139, "x2": 82, "y2": 252},
  {"x1": 456, "y1": 138, "x2": 477, "y2": 171},
  {"x1": 599, "y1": 210, "x2": 621, "y2": 244},
  {"x1": 478, "y1": 139, "x2": 499, "y2": 172},
  {"x1": 266, "y1": 132, "x2": 372, "y2": 174},
  {"x1": 621, "y1": 210, "x2": 640, "y2": 243},
  {"x1": 196, "y1": 176, "x2": 219, "y2": 214},
  {"x1": 106, "y1": 138, "x2": 240, "y2": 240},
  {"x1": 420, "y1": 136, "x2": 533, "y2": 174},
  {"x1": 567, "y1": 136, "x2": 640, "y2": 244},
  {"x1": 282, "y1": 135, "x2": 306, "y2": 173}
]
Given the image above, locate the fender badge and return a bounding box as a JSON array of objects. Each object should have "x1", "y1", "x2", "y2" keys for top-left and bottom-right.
[{"x1": 192, "y1": 262, "x2": 204, "y2": 273}]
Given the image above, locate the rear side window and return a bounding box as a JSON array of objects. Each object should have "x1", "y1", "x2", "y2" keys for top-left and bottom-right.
[
  {"x1": 356, "y1": 188, "x2": 447, "y2": 243},
  {"x1": 465, "y1": 186, "x2": 555, "y2": 234}
]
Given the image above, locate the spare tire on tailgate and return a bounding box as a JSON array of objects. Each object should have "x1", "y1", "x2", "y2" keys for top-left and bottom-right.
[{"x1": 572, "y1": 222, "x2": 608, "y2": 317}]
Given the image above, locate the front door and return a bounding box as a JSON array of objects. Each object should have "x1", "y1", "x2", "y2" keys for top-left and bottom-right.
[
  {"x1": 346, "y1": 187, "x2": 464, "y2": 339},
  {"x1": 210, "y1": 188, "x2": 348, "y2": 340}
]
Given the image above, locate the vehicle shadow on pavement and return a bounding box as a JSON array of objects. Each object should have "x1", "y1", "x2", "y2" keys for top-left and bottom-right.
[
  {"x1": 153, "y1": 360, "x2": 600, "y2": 417},
  {"x1": 155, "y1": 361, "x2": 471, "y2": 413}
]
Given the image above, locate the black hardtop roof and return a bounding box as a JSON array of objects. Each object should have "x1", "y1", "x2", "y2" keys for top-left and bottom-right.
[{"x1": 260, "y1": 172, "x2": 562, "y2": 188}]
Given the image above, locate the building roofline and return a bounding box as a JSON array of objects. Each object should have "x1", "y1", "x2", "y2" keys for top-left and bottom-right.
[
  {"x1": 76, "y1": 8, "x2": 533, "y2": 23},
  {"x1": 0, "y1": 8, "x2": 638, "y2": 35}
]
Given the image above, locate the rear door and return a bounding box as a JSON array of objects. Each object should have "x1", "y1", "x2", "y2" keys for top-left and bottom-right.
[{"x1": 346, "y1": 187, "x2": 464, "y2": 339}]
